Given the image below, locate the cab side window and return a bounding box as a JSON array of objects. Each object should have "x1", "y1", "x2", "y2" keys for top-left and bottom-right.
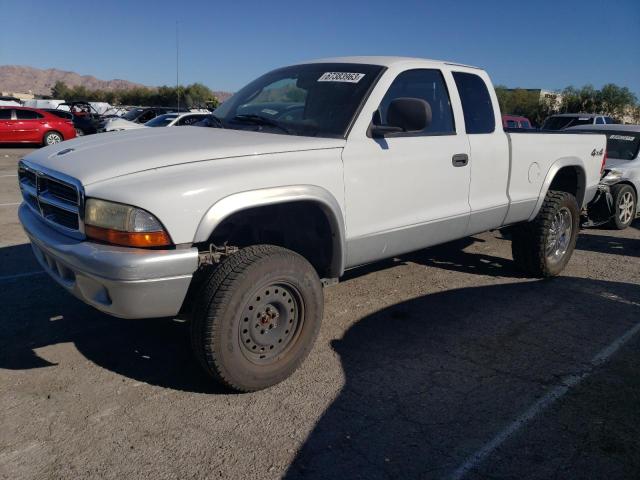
[
  {"x1": 0, "y1": 109, "x2": 12, "y2": 120},
  {"x1": 15, "y1": 110, "x2": 43, "y2": 120},
  {"x1": 452, "y1": 72, "x2": 495, "y2": 134},
  {"x1": 375, "y1": 69, "x2": 455, "y2": 135},
  {"x1": 595, "y1": 117, "x2": 604, "y2": 124}
]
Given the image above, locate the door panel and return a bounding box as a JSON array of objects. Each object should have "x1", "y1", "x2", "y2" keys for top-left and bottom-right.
[
  {"x1": 342, "y1": 68, "x2": 472, "y2": 268},
  {"x1": 0, "y1": 109, "x2": 16, "y2": 142},
  {"x1": 13, "y1": 120, "x2": 41, "y2": 142},
  {"x1": 343, "y1": 135, "x2": 471, "y2": 266}
]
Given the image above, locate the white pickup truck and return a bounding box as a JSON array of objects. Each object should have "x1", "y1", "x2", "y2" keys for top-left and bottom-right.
[{"x1": 18, "y1": 57, "x2": 606, "y2": 391}]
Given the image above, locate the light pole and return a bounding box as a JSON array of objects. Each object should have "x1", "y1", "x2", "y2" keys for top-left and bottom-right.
[{"x1": 176, "y1": 21, "x2": 180, "y2": 110}]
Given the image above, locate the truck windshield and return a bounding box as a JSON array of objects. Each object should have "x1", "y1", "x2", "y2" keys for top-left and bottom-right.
[
  {"x1": 542, "y1": 116, "x2": 594, "y2": 130},
  {"x1": 213, "y1": 63, "x2": 384, "y2": 138},
  {"x1": 604, "y1": 132, "x2": 640, "y2": 160}
]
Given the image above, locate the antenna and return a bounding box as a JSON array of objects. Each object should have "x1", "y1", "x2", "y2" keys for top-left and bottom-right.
[{"x1": 176, "y1": 21, "x2": 180, "y2": 110}]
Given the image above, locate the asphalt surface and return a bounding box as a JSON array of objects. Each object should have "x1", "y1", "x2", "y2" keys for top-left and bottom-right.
[{"x1": 1, "y1": 146, "x2": 639, "y2": 480}]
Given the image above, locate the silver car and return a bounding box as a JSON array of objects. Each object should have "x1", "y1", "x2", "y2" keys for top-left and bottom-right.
[{"x1": 569, "y1": 124, "x2": 640, "y2": 229}]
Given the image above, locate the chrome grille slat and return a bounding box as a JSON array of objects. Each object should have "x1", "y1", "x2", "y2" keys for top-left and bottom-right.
[
  {"x1": 38, "y1": 192, "x2": 79, "y2": 213},
  {"x1": 18, "y1": 160, "x2": 85, "y2": 239}
]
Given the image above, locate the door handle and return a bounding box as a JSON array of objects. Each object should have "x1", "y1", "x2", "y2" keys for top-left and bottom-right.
[{"x1": 452, "y1": 153, "x2": 469, "y2": 167}]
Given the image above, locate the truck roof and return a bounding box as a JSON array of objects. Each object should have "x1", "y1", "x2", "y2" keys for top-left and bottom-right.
[{"x1": 300, "y1": 56, "x2": 481, "y2": 70}]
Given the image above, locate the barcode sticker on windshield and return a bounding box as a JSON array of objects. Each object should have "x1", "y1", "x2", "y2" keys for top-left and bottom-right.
[
  {"x1": 609, "y1": 135, "x2": 635, "y2": 141},
  {"x1": 318, "y1": 72, "x2": 365, "y2": 83}
]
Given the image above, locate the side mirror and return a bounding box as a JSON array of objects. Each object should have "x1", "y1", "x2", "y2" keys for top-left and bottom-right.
[{"x1": 370, "y1": 98, "x2": 432, "y2": 137}]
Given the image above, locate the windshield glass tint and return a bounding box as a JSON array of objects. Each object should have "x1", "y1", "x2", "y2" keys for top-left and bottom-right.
[
  {"x1": 146, "y1": 115, "x2": 177, "y2": 127},
  {"x1": 605, "y1": 132, "x2": 640, "y2": 160},
  {"x1": 122, "y1": 109, "x2": 144, "y2": 121},
  {"x1": 214, "y1": 63, "x2": 384, "y2": 137},
  {"x1": 542, "y1": 116, "x2": 593, "y2": 130}
]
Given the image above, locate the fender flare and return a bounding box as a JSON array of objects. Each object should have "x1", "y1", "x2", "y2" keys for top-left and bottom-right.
[
  {"x1": 193, "y1": 185, "x2": 346, "y2": 277},
  {"x1": 529, "y1": 157, "x2": 587, "y2": 221}
]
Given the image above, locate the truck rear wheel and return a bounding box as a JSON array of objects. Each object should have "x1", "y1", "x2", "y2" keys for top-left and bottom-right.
[
  {"x1": 511, "y1": 190, "x2": 579, "y2": 277},
  {"x1": 190, "y1": 245, "x2": 323, "y2": 392}
]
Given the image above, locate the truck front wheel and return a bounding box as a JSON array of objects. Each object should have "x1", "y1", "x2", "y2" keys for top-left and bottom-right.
[
  {"x1": 190, "y1": 245, "x2": 323, "y2": 392},
  {"x1": 511, "y1": 190, "x2": 579, "y2": 277}
]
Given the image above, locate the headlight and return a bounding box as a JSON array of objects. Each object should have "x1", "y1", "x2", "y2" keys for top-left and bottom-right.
[
  {"x1": 84, "y1": 198, "x2": 172, "y2": 248},
  {"x1": 601, "y1": 169, "x2": 623, "y2": 185}
]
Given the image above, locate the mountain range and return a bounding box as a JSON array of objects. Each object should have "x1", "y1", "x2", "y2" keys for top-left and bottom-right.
[{"x1": 0, "y1": 65, "x2": 232, "y2": 101}]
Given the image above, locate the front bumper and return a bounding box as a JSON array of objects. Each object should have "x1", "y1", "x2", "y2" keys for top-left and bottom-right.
[{"x1": 19, "y1": 204, "x2": 199, "y2": 319}]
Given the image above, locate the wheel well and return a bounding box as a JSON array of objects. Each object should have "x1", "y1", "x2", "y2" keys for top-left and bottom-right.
[
  {"x1": 44, "y1": 130, "x2": 62, "y2": 140},
  {"x1": 197, "y1": 201, "x2": 338, "y2": 278},
  {"x1": 549, "y1": 166, "x2": 585, "y2": 206},
  {"x1": 616, "y1": 181, "x2": 637, "y2": 199}
]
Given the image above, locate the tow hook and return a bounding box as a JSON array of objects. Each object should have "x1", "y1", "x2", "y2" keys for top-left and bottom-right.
[{"x1": 198, "y1": 243, "x2": 239, "y2": 266}]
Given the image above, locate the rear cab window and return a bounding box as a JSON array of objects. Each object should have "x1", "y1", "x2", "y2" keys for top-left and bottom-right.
[{"x1": 452, "y1": 72, "x2": 495, "y2": 134}]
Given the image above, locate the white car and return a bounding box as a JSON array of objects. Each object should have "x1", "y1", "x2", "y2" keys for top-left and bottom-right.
[
  {"x1": 570, "y1": 124, "x2": 640, "y2": 229},
  {"x1": 104, "y1": 112, "x2": 209, "y2": 132},
  {"x1": 18, "y1": 56, "x2": 606, "y2": 392}
]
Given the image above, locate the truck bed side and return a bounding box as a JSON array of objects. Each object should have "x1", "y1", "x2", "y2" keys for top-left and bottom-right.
[{"x1": 504, "y1": 131, "x2": 607, "y2": 225}]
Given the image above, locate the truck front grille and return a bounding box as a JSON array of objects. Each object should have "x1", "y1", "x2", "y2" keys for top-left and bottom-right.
[{"x1": 18, "y1": 161, "x2": 84, "y2": 237}]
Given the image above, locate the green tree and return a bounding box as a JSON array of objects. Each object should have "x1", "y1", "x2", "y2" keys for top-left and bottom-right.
[
  {"x1": 51, "y1": 81, "x2": 70, "y2": 99},
  {"x1": 598, "y1": 84, "x2": 637, "y2": 118}
]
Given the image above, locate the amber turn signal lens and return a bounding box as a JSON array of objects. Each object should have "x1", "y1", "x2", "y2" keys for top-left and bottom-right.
[{"x1": 85, "y1": 225, "x2": 172, "y2": 248}]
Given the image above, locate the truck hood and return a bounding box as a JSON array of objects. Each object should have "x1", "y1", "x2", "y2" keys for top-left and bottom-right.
[{"x1": 22, "y1": 127, "x2": 346, "y2": 185}]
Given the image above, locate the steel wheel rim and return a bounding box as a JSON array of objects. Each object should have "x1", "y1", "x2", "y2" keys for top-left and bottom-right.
[
  {"x1": 238, "y1": 282, "x2": 304, "y2": 365},
  {"x1": 47, "y1": 134, "x2": 62, "y2": 145},
  {"x1": 546, "y1": 206, "x2": 572, "y2": 263},
  {"x1": 618, "y1": 191, "x2": 634, "y2": 224}
]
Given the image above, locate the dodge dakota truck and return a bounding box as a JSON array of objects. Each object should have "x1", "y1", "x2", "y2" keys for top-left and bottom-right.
[{"x1": 18, "y1": 57, "x2": 606, "y2": 391}]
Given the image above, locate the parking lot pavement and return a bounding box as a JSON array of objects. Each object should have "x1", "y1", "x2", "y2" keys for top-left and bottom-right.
[{"x1": 1, "y1": 147, "x2": 639, "y2": 479}]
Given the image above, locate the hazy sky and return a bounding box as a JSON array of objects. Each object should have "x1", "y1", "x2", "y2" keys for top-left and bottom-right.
[{"x1": 2, "y1": 0, "x2": 639, "y2": 95}]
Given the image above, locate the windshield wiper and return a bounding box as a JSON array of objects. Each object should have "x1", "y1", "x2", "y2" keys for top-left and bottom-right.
[{"x1": 230, "y1": 114, "x2": 293, "y2": 135}]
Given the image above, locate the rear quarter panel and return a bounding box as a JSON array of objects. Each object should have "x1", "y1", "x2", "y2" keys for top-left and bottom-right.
[{"x1": 504, "y1": 132, "x2": 606, "y2": 224}]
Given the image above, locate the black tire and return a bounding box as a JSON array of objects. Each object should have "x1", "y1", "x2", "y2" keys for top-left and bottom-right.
[
  {"x1": 190, "y1": 245, "x2": 323, "y2": 392},
  {"x1": 511, "y1": 190, "x2": 579, "y2": 277},
  {"x1": 42, "y1": 130, "x2": 63, "y2": 146},
  {"x1": 608, "y1": 184, "x2": 636, "y2": 230}
]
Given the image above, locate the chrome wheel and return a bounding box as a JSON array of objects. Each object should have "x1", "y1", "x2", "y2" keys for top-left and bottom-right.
[
  {"x1": 239, "y1": 282, "x2": 303, "y2": 365},
  {"x1": 45, "y1": 133, "x2": 62, "y2": 145},
  {"x1": 545, "y1": 206, "x2": 573, "y2": 263},
  {"x1": 618, "y1": 191, "x2": 635, "y2": 225}
]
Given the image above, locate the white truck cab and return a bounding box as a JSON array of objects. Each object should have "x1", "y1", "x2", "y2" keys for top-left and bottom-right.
[{"x1": 18, "y1": 57, "x2": 606, "y2": 391}]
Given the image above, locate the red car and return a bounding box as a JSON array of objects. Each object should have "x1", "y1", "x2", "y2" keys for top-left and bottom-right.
[
  {"x1": 502, "y1": 114, "x2": 533, "y2": 129},
  {"x1": 0, "y1": 107, "x2": 76, "y2": 146}
]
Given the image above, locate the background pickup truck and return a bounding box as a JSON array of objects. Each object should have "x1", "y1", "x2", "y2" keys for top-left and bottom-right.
[{"x1": 18, "y1": 56, "x2": 606, "y2": 392}]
